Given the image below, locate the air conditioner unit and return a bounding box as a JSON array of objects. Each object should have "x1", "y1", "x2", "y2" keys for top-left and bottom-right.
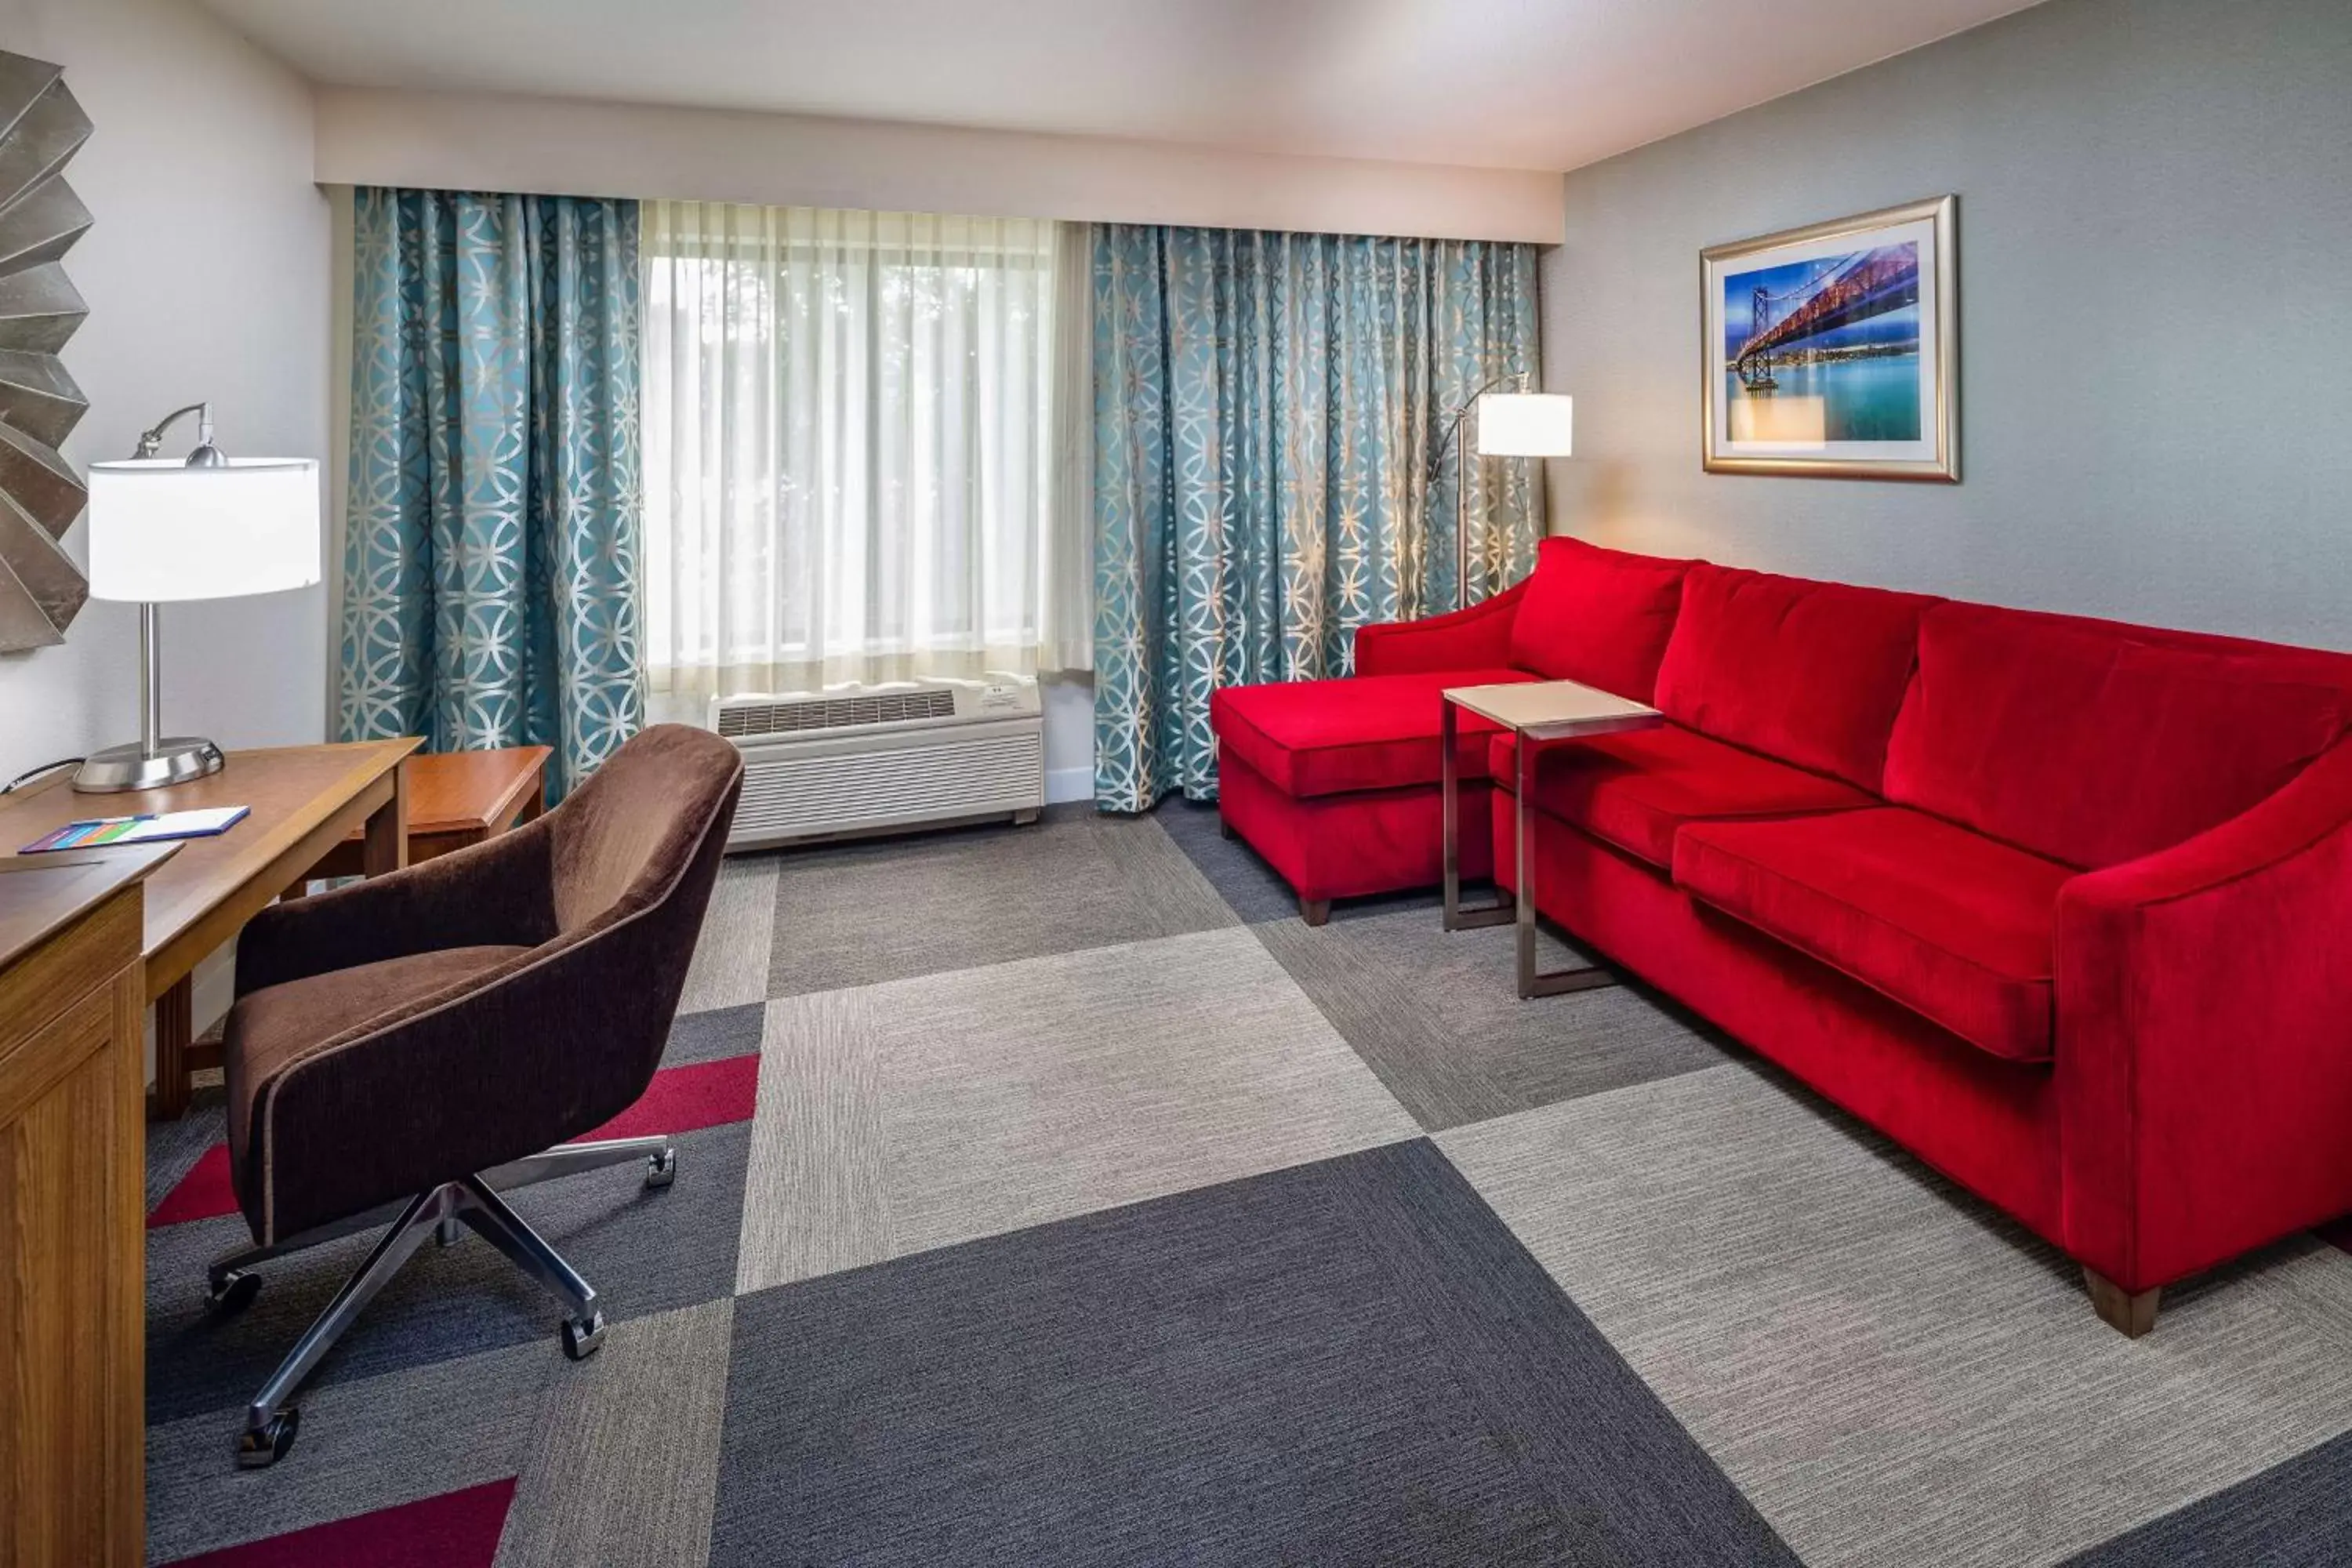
[{"x1": 710, "y1": 677, "x2": 1044, "y2": 851}]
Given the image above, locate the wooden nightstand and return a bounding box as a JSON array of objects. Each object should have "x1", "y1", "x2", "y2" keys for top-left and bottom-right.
[{"x1": 299, "y1": 745, "x2": 551, "y2": 884}]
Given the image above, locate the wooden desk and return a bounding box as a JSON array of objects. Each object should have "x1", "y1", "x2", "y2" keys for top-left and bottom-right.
[
  {"x1": 1, "y1": 842, "x2": 175, "y2": 1566},
  {"x1": 0, "y1": 739, "x2": 419, "y2": 1119},
  {"x1": 301, "y1": 744, "x2": 548, "y2": 882}
]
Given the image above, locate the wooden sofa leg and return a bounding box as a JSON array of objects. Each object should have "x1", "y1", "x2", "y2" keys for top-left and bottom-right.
[
  {"x1": 2084, "y1": 1266, "x2": 2162, "y2": 1338},
  {"x1": 1299, "y1": 897, "x2": 1331, "y2": 927}
]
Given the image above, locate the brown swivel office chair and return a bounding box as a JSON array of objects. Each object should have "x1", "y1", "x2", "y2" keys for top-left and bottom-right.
[{"x1": 206, "y1": 724, "x2": 743, "y2": 1468}]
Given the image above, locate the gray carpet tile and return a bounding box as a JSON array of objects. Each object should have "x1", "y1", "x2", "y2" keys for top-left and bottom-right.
[
  {"x1": 147, "y1": 1120, "x2": 750, "y2": 1425},
  {"x1": 765, "y1": 808, "x2": 1236, "y2": 996},
  {"x1": 2065, "y1": 1424, "x2": 2352, "y2": 1566},
  {"x1": 1254, "y1": 906, "x2": 1733, "y2": 1131},
  {"x1": 146, "y1": 1327, "x2": 564, "y2": 1563},
  {"x1": 678, "y1": 852, "x2": 781, "y2": 1014},
  {"x1": 711, "y1": 1140, "x2": 1797, "y2": 1568},
  {"x1": 494, "y1": 1300, "x2": 736, "y2": 1568},
  {"x1": 1150, "y1": 793, "x2": 1445, "y2": 925},
  {"x1": 662, "y1": 1000, "x2": 765, "y2": 1066},
  {"x1": 735, "y1": 927, "x2": 1418, "y2": 1294},
  {"x1": 1439, "y1": 1064, "x2": 2352, "y2": 1568},
  {"x1": 139, "y1": 800, "x2": 2352, "y2": 1563}
]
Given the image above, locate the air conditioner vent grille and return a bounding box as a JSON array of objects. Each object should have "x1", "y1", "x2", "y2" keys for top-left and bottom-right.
[
  {"x1": 717, "y1": 688, "x2": 956, "y2": 738},
  {"x1": 731, "y1": 727, "x2": 1044, "y2": 846}
]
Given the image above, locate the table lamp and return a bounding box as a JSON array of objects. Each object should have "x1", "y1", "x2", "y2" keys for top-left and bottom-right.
[{"x1": 72, "y1": 403, "x2": 321, "y2": 793}]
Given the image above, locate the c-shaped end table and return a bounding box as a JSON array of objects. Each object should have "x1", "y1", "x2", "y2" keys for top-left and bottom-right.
[{"x1": 1439, "y1": 680, "x2": 1665, "y2": 999}]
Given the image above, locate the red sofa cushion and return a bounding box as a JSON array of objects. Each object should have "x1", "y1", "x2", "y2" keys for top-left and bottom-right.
[
  {"x1": 1884, "y1": 603, "x2": 2352, "y2": 869},
  {"x1": 1505, "y1": 537, "x2": 1694, "y2": 701},
  {"x1": 1653, "y1": 564, "x2": 1937, "y2": 792},
  {"x1": 1210, "y1": 668, "x2": 1536, "y2": 799},
  {"x1": 1491, "y1": 724, "x2": 1875, "y2": 869},
  {"x1": 1675, "y1": 808, "x2": 2074, "y2": 1062}
]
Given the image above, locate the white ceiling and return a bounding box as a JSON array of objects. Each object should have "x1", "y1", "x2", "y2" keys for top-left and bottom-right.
[{"x1": 198, "y1": 0, "x2": 2048, "y2": 173}]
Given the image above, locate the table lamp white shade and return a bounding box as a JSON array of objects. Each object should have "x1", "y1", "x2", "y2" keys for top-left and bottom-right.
[
  {"x1": 85, "y1": 457, "x2": 321, "y2": 603},
  {"x1": 1475, "y1": 393, "x2": 1573, "y2": 458}
]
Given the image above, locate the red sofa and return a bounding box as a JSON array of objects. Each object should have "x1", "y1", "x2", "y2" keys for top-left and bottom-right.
[{"x1": 1209, "y1": 537, "x2": 2352, "y2": 1334}]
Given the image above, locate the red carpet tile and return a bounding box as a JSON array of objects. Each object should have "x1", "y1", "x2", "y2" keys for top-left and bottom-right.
[
  {"x1": 149, "y1": 1142, "x2": 237, "y2": 1229},
  {"x1": 147, "y1": 1053, "x2": 761, "y2": 1229},
  {"x1": 579, "y1": 1050, "x2": 760, "y2": 1142},
  {"x1": 161, "y1": 1477, "x2": 516, "y2": 1567}
]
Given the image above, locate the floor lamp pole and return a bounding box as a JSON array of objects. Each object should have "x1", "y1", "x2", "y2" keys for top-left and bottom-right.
[
  {"x1": 1428, "y1": 372, "x2": 1523, "y2": 612},
  {"x1": 1454, "y1": 472, "x2": 1470, "y2": 615}
]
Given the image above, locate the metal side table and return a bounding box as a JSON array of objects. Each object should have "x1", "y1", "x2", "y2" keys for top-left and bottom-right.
[{"x1": 1440, "y1": 681, "x2": 1665, "y2": 998}]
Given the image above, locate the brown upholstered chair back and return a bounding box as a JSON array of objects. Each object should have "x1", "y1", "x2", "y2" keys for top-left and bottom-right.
[
  {"x1": 550, "y1": 724, "x2": 746, "y2": 935},
  {"x1": 226, "y1": 724, "x2": 746, "y2": 1242}
]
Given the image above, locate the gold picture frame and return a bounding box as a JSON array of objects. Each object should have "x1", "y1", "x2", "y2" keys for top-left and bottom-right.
[{"x1": 1700, "y1": 194, "x2": 1958, "y2": 481}]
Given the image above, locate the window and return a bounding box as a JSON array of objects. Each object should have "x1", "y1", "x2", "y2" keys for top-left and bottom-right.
[{"x1": 641, "y1": 203, "x2": 1090, "y2": 709}]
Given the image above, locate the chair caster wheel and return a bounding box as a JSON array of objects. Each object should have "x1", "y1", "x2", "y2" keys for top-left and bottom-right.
[
  {"x1": 644, "y1": 1147, "x2": 677, "y2": 1189},
  {"x1": 562, "y1": 1311, "x2": 606, "y2": 1360},
  {"x1": 238, "y1": 1408, "x2": 299, "y2": 1469},
  {"x1": 209, "y1": 1269, "x2": 262, "y2": 1315}
]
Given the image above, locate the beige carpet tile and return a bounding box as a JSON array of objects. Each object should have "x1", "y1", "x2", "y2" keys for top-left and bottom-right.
[
  {"x1": 495, "y1": 1300, "x2": 736, "y2": 1568},
  {"x1": 1438, "y1": 1063, "x2": 2352, "y2": 1568},
  {"x1": 677, "y1": 853, "x2": 781, "y2": 1014},
  {"x1": 735, "y1": 927, "x2": 1420, "y2": 1294}
]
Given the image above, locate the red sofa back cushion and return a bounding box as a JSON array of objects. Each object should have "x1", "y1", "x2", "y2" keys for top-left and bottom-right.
[
  {"x1": 1884, "y1": 602, "x2": 2352, "y2": 868},
  {"x1": 1506, "y1": 537, "x2": 1693, "y2": 702},
  {"x1": 1653, "y1": 564, "x2": 1937, "y2": 792}
]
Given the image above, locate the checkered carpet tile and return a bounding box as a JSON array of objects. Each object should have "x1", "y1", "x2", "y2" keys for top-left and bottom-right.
[{"x1": 143, "y1": 801, "x2": 2352, "y2": 1566}]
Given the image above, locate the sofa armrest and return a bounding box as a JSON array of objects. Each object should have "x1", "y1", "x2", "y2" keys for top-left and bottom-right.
[
  {"x1": 2055, "y1": 739, "x2": 2352, "y2": 1292},
  {"x1": 234, "y1": 818, "x2": 561, "y2": 998},
  {"x1": 1352, "y1": 579, "x2": 1530, "y2": 677}
]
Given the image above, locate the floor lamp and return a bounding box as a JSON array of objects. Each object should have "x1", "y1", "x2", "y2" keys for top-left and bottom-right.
[{"x1": 1428, "y1": 381, "x2": 1574, "y2": 610}]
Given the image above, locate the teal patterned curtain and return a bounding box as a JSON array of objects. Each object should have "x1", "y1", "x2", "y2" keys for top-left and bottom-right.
[
  {"x1": 1091, "y1": 226, "x2": 1543, "y2": 813},
  {"x1": 339, "y1": 188, "x2": 645, "y2": 799}
]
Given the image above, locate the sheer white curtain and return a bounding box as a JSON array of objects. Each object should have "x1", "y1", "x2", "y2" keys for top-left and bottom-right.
[{"x1": 641, "y1": 203, "x2": 1090, "y2": 710}]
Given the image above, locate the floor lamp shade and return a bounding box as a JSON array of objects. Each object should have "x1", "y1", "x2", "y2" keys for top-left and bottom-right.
[
  {"x1": 85, "y1": 457, "x2": 321, "y2": 603},
  {"x1": 1475, "y1": 393, "x2": 1573, "y2": 459}
]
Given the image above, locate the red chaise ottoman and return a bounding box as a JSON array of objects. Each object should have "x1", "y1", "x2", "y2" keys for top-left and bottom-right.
[{"x1": 1208, "y1": 538, "x2": 1691, "y2": 922}]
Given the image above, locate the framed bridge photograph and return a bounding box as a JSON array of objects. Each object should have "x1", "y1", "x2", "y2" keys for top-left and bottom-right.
[{"x1": 1701, "y1": 194, "x2": 1957, "y2": 480}]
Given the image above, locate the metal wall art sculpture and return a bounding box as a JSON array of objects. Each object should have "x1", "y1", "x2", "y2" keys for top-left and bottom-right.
[{"x1": 0, "y1": 50, "x2": 92, "y2": 652}]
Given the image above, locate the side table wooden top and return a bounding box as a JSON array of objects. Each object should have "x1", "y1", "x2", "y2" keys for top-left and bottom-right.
[
  {"x1": 401, "y1": 746, "x2": 551, "y2": 837},
  {"x1": 1443, "y1": 679, "x2": 1664, "y2": 742}
]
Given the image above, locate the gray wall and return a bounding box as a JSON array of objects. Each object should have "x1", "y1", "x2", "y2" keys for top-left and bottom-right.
[{"x1": 1541, "y1": 0, "x2": 2352, "y2": 648}]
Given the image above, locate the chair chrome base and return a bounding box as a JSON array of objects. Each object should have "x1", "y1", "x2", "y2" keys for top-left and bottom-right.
[{"x1": 213, "y1": 1135, "x2": 675, "y2": 1468}]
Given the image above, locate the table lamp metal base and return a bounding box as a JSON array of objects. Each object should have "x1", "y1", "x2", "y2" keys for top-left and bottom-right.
[
  {"x1": 72, "y1": 599, "x2": 226, "y2": 792},
  {"x1": 73, "y1": 737, "x2": 226, "y2": 793}
]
